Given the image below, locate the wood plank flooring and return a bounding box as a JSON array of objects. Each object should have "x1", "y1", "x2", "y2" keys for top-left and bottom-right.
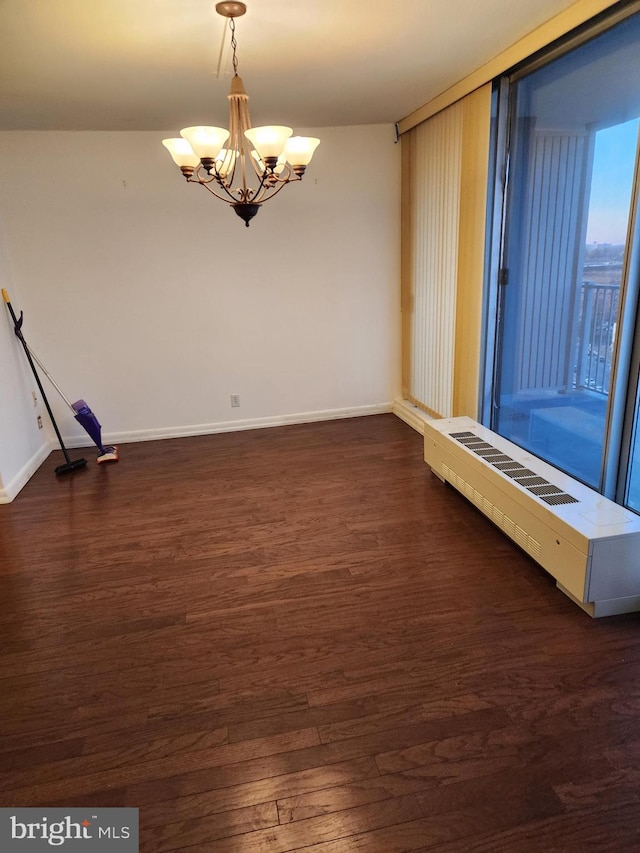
[{"x1": 1, "y1": 413, "x2": 640, "y2": 851}]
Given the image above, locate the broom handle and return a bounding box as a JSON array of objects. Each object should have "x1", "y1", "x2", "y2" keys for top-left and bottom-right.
[
  {"x1": 2, "y1": 289, "x2": 76, "y2": 412},
  {"x1": 2, "y1": 288, "x2": 72, "y2": 463},
  {"x1": 23, "y1": 346, "x2": 75, "y2": 411}
]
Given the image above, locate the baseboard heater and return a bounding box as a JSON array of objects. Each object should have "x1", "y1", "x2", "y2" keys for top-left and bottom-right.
[{"x1": 424, "y1": 416, "x2": 640, "y2": 617}]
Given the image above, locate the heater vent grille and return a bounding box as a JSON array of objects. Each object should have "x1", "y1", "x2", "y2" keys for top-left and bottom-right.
[
  {"x1": 449, "y1": 431, "x2": 578, "y2": 506},
  {"x1": 442, "y1": 464, "x2": 542, "y2": 561}
]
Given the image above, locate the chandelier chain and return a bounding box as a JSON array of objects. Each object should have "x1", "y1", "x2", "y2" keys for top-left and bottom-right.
[{"x1": 229, "y1": 18, "x2": 239, "y2": 76}]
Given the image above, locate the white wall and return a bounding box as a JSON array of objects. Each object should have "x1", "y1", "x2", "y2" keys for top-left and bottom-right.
[{"x1": 0, "y1": 125, "x2": 401, "y2": 496}]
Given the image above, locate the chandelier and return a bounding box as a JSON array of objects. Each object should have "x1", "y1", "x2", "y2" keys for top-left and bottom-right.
[{"x1": 162, "y1": 1, "x2": 320, "y2": 227}]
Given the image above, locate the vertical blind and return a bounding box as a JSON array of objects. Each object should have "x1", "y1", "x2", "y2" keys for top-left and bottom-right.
[
  {"x1": 516, "y1": 130, "x2": 592, "y2": 393},
  {"x1": 401, "y1": 85, "x2": 492, "y2": 419},
  {"x1": 406, "y1": 100, "x2": 462, "y2": 417}
]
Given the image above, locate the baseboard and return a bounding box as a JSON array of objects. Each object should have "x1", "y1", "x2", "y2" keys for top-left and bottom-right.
[
  {"x1": 1, "y1": 404, "x2": 393, "y2": 501},
  {"x1": 60, "y1": 403, "x2": 394, "y2": 447},
  {"x1": 0, "y1": 441, "x2": 51, "y2": 504},
  {"x1": 392, "y1": 397, "x2": 436, "y2": 435}
]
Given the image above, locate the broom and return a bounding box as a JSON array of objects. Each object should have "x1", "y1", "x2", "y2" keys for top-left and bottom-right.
[{"x1": 3, "y1": 289, "x2": 119, "y2": 465}]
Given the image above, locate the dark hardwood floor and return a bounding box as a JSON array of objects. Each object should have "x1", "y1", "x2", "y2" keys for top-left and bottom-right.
[{"x1": 2, "y1": 413, "x2": 640, "y2": 851}]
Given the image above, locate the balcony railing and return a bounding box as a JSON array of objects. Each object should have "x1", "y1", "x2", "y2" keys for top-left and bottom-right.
[{"x1": 574, "y1": 281, "x2": 619, "y2": 395}]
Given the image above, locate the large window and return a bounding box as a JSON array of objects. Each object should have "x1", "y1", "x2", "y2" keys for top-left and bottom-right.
[{"x1": 485, "y1": 7, "x2": 640, "y2": 507}]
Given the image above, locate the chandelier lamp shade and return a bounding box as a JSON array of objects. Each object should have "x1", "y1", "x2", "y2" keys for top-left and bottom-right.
[{"x1": 162, "y1": 2, "x2": 320, "y2": 227}]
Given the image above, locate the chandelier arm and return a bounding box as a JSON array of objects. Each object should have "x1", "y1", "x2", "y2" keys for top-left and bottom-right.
[
  {"x1": 198, "y1": 158, "x2": 246, "y2": 201},
  {"x1": 253, "y1": 165, "x2": 303, "y2": 202},
  {"x1": 272, "y1": 164, "x2": 300, "y2": 184},
  {"x1": 245, "y1": 165, "x2": 278, "y2": 203},
  {"x1": 210, "y1": 176, "x2": 244, "y2": 202},
  {"x1": 223, "y1": 115, "x2": 241, "y2": 194},
  {"x1": 223, "y1": 146, "x2": 240, "y2": 191},
  {"x1": 191, "y1": 164, "x2": 271, "y2": 205},
  {"x1": 239, "y1": 99, "x2": 283, "y2": 186},
  {"x1": 189, "y1": 156, "x2": 281, "y2": 205},
  {"x1": 237, "y1": 97, "x2": 251, "y2": 195},
  {"x1": 189, "y1": 164, "x2": 224, "y2": 186},
  {"x1": 196, "y1": 178, "x2": 245, "y2": 205},
  {"x1": 187, "y1": 168, "x2": 246, "y2": 203},
  {"x1": 225, "y1": 78, "x2": 255, "y2": 201},
  {"x1": 252, "y1": 173, "x2": 297, "y2": 204}
]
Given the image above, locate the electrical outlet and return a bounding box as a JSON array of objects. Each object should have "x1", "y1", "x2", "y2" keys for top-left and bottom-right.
[
  {"x1": 230, "y1": 394, "x2": 240, "y2": 408},
  {"x1": 37, "y1": 415, "x2": 43, "y2": 429},
  {"x1": 32, "y1": 391, "x2": 38, "y2": 407}
]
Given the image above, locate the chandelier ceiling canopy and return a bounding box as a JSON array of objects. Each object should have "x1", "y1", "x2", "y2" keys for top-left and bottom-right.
[{"x1": 162, "y1": 1, "x2": 320, "y2": 227}]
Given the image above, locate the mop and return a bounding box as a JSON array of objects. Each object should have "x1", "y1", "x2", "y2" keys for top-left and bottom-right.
[{"x1": 3, "y1": 289, "x2": 119, "y2": 465}]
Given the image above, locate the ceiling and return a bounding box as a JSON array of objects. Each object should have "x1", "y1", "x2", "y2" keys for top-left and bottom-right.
[{"x1": 0, "y1": 0, "x2": 583, "y2": 132}]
